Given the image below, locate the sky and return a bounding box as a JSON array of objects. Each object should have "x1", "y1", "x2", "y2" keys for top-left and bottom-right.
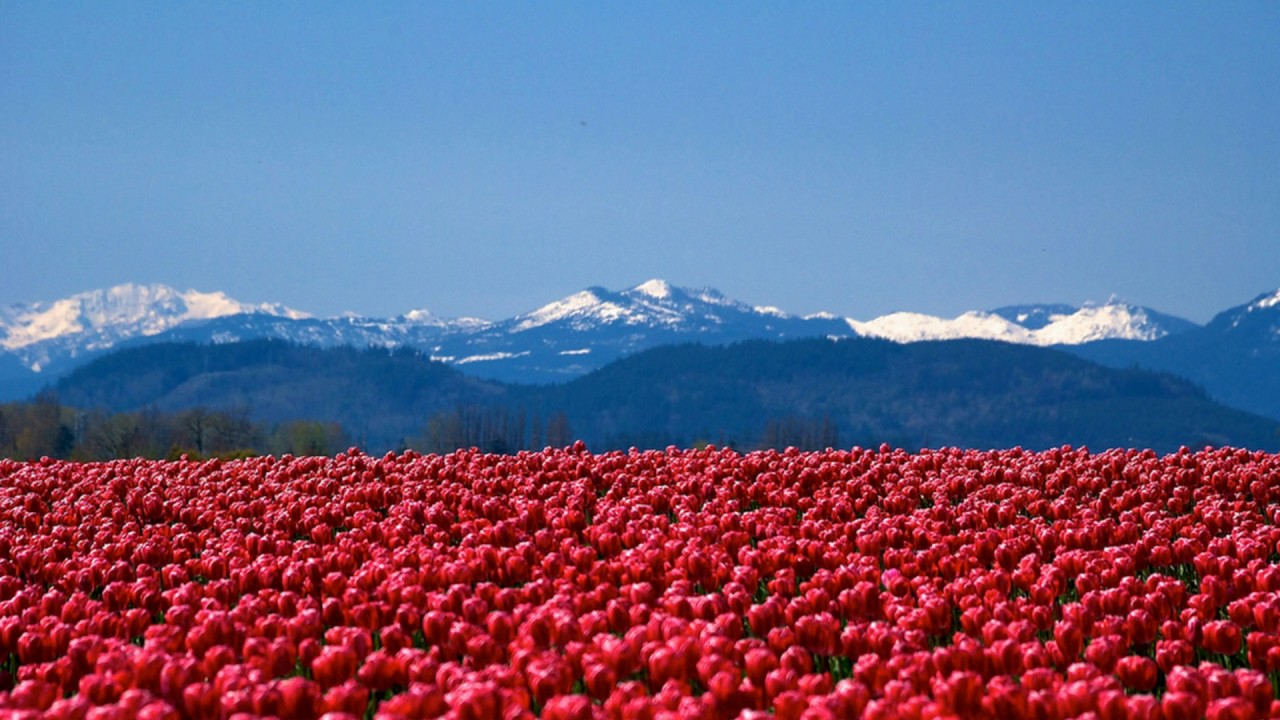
[{"x1": 2, "y1": 3, "x2": 1277, "y2": 324}]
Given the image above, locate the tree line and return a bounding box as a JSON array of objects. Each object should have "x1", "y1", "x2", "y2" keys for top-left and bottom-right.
[
  {"x1": 0, "y1": 393, "x2": 580, "y2": 461},
  {"x1": 0, "y1": 393, "x2": 851, "y2": 461},
  {"x1": 0, "y1": 392, "x2": 344, "y2": 461}
]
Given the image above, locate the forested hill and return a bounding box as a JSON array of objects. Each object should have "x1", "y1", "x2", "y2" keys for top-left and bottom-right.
[
  {"x1": 50, "y1": 341, "x2": 504, "y2": 450},
  {"x1": 534, "y1": 338, "x2": 1280, "y2": 452},
  {"x1": 33, "y1": 337, "x2": 1280, "y2": 456}
]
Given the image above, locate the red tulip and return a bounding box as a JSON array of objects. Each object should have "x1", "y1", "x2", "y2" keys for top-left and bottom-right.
[
  {"x1": 320, "y1": 680, "x2": 369, "y2": 717},
  {"x1": 1053, "y1": 620, "x2": 1083, "y2": 661},
  {"x1": 2, "y1": 446, "x2": 1280, "y2": 717},
  {"x1": 1206, "y1": 697, "x2": 1258, "y2": 720},
  {"x1": 356, "y1": 650, "x2": 405, "y2": 692},
  {"x1": 1084, "y1": 634, "x2": 1124, "y2": 673},
  {"x1": 181, "y1": 682, "x2": 218, "y2": 720},
  {"x1": 277, "y1": 677, "x2": 323, "y2": 719},
  {"x1": 1114, "y1": 655, "x2": 1158, "y2": 692},
  {"x1": 1202, "y1": 621, "x2": 1243, "y2": 656},
  {"x1": 311, "y1": 646, "x2": 358, "y2": 690},
  {"x1": 541, "y1": 694, "x2": 592, "y2": 720},
  {"x1": 743, "y1": 648, "x2": 778, "y2": 687},
  {"x1": 1156, "y1": 640, "x2": 1196, "y2": 673},
  {"x1": 1231, "y1": 670, "x2": 1272, "y2": 714}
]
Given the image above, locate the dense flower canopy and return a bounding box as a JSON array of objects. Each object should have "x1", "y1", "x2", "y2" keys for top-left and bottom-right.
[{"x1": 0, "y1": 443, "x2": 1276, "y2": 718}]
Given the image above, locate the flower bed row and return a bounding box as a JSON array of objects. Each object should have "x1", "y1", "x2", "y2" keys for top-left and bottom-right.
[{"x1": 0, "y1": 443, "x2": 1276, "y2": 718}]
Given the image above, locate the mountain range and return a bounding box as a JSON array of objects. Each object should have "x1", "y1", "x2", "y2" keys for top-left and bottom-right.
[
  {"x1": 47, "y1": 337, "x2": 1279, "y2": 454},
  {"x1": 2, "y1": 280, "x2": 1278, "y2": 421}
]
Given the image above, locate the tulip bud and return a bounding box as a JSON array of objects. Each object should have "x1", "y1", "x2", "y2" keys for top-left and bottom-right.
[
  {"x1": 1115, "y1": 655, "x2": 1158, "y2": 692},
  {"x1": 1202, "y1": 620, "x2": 1243, "y2": 656},
  {"x1": 541, "y1": 694, "x2": 592, "y2": 720}
]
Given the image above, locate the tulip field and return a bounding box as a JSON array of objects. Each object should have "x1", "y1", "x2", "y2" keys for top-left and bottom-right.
[{"x1": 0, "y1": 444, "x2": 1279, "y2": 719}]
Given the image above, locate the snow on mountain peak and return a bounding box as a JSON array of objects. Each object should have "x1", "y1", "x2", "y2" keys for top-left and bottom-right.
[
  {"x1": 398, "y1": 308, "x2": 491, "y2": 330},
  {"x1": 400, "y1": 309, "x2": 438, "y2": 324},
  {"x1": 991, "y1": 304, "x2": 1079, "y2": 331},
  {"x1": 632, "y1": 279, "x2": 673, "y2": 299},
  {"x1": 0, "y1": 284, "x2": 307, "y2": 354},
  {"x1": 510, "y1": 281, "x2": 800, "y2": 333},
  {"x1": 1, "y1": 298, "x2": 86, "y2": 351},
  {"x1": 849, "y1": 311, "x2": 1034, "y2": 344},
  {"x1": 1248, "y1": 290, "x2": 1280, "y2": 312},
  {"x1": 1218, "y1": 289, "x2": 1280, "y2": 332},
  {"x1": 754, "y1": 305, "x2": 789, "y2": 318},
  {"x1": 1034, "y1": 303, "x2": 1164, "y2": 344},
  {"x1": 513, "y1": 289, "x2": 618, "y2": 332},
  {"x1": 692, "y1": 288, "x2": 734, "y2": 307},
  {"x1": 165, "y1": 288, "x2": 244, "y2": 320},
  {"x1": 847, "y1": 300, "x2": 1178, "y2": 346},
  {"x1": 0, "y1": 281, "x2": 1217, "y2": 385}
]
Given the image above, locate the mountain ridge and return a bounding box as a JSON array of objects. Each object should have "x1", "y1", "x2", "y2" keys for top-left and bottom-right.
[
  {"x1": 1067, "y1": 288, "x2": 1280, "y2": 421},
  {"x1": 4, "y1": 281, "x2": 1279, "y2": 423},
  {"x1": 0, "y1": 284, "x2": 307, "y2": 371},
  {"x1": 44, "y1": 336, "x2": 1280, "y2": 455},
  {"x1": 1, "y1": 279, "x2": 1208, "y2": 379}
]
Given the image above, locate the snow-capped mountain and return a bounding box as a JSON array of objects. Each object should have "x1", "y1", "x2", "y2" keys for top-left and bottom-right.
[
  {"x1": 4, "y1": 279, "x2": 1276, "y2": 401},
  {"x1": 989, "y1": 304, "x2": 1080, "y2": 331},
  {"x1": 1206, "y1": 290, "x2": 1280, "y2": 338},
  {"x1": 504, "y1": 278, "x2": 830, "y2": 335},
  {"x1": 847, "y1": 301, "x2": 1195, "y2": 346},
  {"x1": 140, "y1": 309, "x2": 491, "y2": 358},
  {"x1": 0, "y1": 284, "x2": 308, "y2": 373},
  {"x1": 509, "y1": 279, "x2": 730, "y2": 332},
  {"x1": 63, "y1": 280, "x2": 844, "y2": 384},
  {"x1": 1065, "y1": 289, "x2": 1280, "y2": 421},
  {"x1": 425, "y1": 280, "x2": 851, "y2": 381}
]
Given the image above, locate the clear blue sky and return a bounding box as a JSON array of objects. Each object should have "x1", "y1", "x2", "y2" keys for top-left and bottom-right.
[{"x1": 2, "y1": 3, "x2": 1277, "y2": 323}]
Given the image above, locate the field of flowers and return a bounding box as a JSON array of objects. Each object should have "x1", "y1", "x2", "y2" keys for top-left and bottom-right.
[{"x1": 0, "y1": 443, "x2": 1277, "y2": 719}]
